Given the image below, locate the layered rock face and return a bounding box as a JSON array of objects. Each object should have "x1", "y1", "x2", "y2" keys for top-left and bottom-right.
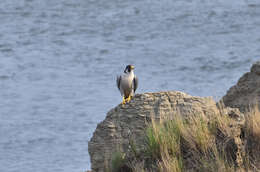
[
  {"x1": 88, "y1": 91, "x2": 244, "y2": 172},
  {"x1": 222, "y1": 61, "x2": 260, "y2": 112}
]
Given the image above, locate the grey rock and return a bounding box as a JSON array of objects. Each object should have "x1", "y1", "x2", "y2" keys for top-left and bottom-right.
[
  {"x1": 88, "y1": 91, "x2": 245, "y2": 172},
  {"x1": 251, "y1": 61, "x2": 260, "y2": 75},
  {"x1": 222, "y1": 61, "x2": 260, "y2": 112}
]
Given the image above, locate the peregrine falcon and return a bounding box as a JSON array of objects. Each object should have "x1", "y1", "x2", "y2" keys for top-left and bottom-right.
[{"x1": 117, "y1": 65, "x2": 138, "y2": 104}]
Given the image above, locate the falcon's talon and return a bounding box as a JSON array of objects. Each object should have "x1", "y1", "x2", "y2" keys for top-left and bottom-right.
[
  {"x1": 122, "y1": 97, "x2": 126, "y2": 104},
  {"x1": 126, "y1": 96, "x2": 131, "y2": 102}
]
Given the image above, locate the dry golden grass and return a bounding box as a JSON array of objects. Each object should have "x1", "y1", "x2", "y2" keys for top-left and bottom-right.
[
  {"x1": 245, "y1": 106, "x2": 260, "y2": 140},
  {"x1": 243, "y1": 106, "x2": 260, "y2": 170},
  {"x1": 143, "y1": 112, "x2": 236, "y2": 172},
  {"x1": 158, "y1": 153, "x2": 183, "y2": 172}
]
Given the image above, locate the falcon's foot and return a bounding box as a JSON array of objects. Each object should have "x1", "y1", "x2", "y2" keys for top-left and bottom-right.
[
  {"x1": 126, "y1": 96, "x2": 132, "y2": 103},
  {"x1": 122, "y1": 97, "x2": 126, "y2": 105}
]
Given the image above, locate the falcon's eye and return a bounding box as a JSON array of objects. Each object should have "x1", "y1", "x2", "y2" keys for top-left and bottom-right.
[{"x1": 124, "y1": 65, "x2": 131, "y2": 73}]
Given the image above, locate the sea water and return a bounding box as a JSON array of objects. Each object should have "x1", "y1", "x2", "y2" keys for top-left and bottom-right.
[{"x1": 0, "y1": 0, "x2": 260, "y2": 171}]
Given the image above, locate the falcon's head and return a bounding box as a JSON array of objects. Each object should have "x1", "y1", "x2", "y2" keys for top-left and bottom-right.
[{"x1": 124, "y1": 65, "x2": 135, "y2": 73}]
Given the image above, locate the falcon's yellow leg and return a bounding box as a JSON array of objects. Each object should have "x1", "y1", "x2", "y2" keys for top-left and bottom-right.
[
  {"x1": 122, "y1": 96, "x2": 126, "y2": 104},
  {"x1": 126, "y1": 96, "x2": 132, "y2": 103}
]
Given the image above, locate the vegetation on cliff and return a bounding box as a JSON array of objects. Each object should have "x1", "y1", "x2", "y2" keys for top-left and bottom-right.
[{"x1": 111, "y1": 107, "x2": 260, "y2": 172}]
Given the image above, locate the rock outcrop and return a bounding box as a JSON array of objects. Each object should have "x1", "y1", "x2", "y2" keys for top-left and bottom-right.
[
  {"x1": 222, "y1": 61, "x2": 260, "y2": 112},
  {"x1": 88, "y1": 91, "x2": 245, "y2": 172}
]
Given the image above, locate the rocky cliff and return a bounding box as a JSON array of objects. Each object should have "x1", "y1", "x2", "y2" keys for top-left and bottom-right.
[
  {"x1": 222, "y1": 61, "x2": 260, "y2": 112},
  {"x1": 88, "y1": 61, "x2": 260, "y2": 172},
  {"x1": 88, "y1": 92, "x2": 244, "y2": 172}
]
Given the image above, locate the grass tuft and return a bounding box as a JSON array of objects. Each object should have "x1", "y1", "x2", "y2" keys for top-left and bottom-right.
[{"x1": 243, "y1": 106, "x2": 260, "y2": 170}]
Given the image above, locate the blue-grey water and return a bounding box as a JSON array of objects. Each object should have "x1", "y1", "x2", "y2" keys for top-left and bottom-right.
[{"x1": 0, "y1": 0, "x2": 260, "y2": 171}]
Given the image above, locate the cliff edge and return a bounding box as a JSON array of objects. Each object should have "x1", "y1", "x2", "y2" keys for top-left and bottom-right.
[
  {"x1": 222, "y1": 61, "x2": 260, "y2": 112},
  {"x1": 88, "y1": 92, "x2": 244, "y2": 172}
]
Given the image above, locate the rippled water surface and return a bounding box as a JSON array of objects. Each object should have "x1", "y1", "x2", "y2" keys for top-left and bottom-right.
[{"x1": 0, "y1": 0, "x2": 260, "y2": 171}]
